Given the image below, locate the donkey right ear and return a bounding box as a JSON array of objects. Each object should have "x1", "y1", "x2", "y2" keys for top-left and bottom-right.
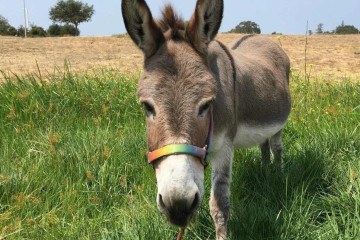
[{"x1": 122, "y1": 0, "x2": 164, "y2": 58}]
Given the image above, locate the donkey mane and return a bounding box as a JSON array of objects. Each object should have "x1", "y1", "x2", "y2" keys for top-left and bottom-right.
[{"x1": 157, "y1": 5, "x2": 186, "y2": 40}]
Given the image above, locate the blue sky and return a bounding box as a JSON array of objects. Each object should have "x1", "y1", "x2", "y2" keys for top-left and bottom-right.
[{"x1": 0, "y1": 0, "x2": 359, "y2": 36}]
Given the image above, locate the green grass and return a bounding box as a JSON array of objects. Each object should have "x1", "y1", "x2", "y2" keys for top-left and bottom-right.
[{"x1": 0, "y1": 69, "x2": 359, "y2": 240}]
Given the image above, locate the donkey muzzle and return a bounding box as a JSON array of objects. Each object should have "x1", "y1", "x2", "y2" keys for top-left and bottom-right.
[{"x1": 155, "y1": 154, "x2": 204, "y2": 227}]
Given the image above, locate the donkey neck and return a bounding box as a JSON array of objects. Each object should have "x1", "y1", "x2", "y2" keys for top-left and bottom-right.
[{"x1": 206, "y1": 40, "x2": 238, "y2": 138}]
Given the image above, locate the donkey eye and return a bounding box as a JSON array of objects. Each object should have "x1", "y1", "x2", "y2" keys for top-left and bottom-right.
[
  {"x1": 142, "y1": 102, "x2": 156, "y2": 117},
  {"x1": 198, "y1": 101, "x2": 211, "y2": 117}
]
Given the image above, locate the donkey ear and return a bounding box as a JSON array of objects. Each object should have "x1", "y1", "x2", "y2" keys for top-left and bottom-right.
[
  {"x1": 122, "y1": 0, "x2": 164, "y2": 58},
  {"x1": 186, "y1": 0, "x2": 223, "y2": 55}
]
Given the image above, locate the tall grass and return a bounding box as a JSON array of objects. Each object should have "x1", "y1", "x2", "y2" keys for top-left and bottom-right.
[{"x1": 0, "y1": 69, "x2": 359, "y2": 239}]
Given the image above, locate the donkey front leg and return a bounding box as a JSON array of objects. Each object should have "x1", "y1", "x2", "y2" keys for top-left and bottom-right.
[
  {"x1": 210, "y1": 142, "x2": 233, "y2": 240},
  {"x1": 270, "y1": 130, "x2": 283, "y2": 169}
]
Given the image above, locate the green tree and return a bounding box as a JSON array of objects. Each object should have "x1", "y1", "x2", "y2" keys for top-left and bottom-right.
[
  {"x1": 316, "y1": 23, "x2": 324, "y2": 34},
  {"x1": 229, "y1": 21, "x2": 261, "y2": 34},
  {"x1": 335, "y1": 22, "x2": 359, "y2": 34},
  {"x1": 0, "y1": 15, "x2": 17, "y2": 36},
  {"x1": 49, "y1": 0, "x2": 94, "y2": 32}
]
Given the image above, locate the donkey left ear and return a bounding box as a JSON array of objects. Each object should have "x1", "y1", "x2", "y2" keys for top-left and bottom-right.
[
  {"x1": 185, "y1": 0, "x2": 224, "y2": 55},
  {"x1": 122, "y1": 0, "x2": 164, "y2": 58}
]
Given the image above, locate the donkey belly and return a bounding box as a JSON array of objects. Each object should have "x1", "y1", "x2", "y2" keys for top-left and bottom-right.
[{"x1": 233, "y1": 122, "x2": 284, "y2": 148}]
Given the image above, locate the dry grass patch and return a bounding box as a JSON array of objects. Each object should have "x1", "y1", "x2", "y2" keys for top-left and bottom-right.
[
  {"x1": 219, "y1": 34, "x2": 360, "y2": 80},
  {"x1": 1, "y1": 34, "x2": 359, "y2": 80},
  {"x1": 0, "y1": 36, "x2": 142, "y2": 76}
]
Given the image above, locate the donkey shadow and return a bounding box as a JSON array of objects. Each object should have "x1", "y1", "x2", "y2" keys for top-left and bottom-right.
[{"x1": 224, "y1": 147, "x2": 330, "y2": 240}]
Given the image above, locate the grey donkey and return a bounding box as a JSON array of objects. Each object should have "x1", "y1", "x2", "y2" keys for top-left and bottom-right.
[{"x1": 121, "y1": 0, "x2": 291, "y2": 239}]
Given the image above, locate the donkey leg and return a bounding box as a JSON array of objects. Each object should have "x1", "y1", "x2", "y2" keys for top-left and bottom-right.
[
  {"x1": 210, "y1": 142, "x2": 233, "y2": 240},
  {"x1": 260, "y1": 139, "x2": 271, "y2": 165},
  {"x1": 270, "y1": 130, "x2": 283, "y2": 169}
]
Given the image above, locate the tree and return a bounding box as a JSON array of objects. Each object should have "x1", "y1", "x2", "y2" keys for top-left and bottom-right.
[
  {"x1": 229, "y1": 21, "x2": 261, "y2": 34},
  {"x1": 335, "y1": 22, "x2": 359, "y2": 34},
  {"x1": 49, "y1": 0, "x2": 94, "y2": 32},
  {"x1": 316, "y1": 23, "x2": 324, "y2": 34},
  {"x1": 0, "y1": 15, "x2": 17, "y2": 36}
]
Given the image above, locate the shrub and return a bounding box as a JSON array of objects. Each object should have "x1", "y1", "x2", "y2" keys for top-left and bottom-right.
[
  {"x1": 0, "y1": 15, "x2": 17, "y2": 36},
  {"x1": 335, "y1": 24, "x2": 359, "y2": 34},
  {"x1": 29, "y1": 25, "x2": 47, "y2": 37},
  {"x1": 47, "y1": 23, "x2": 79, "y2": 36},
  {"x1": 61, "y1": 24, "x2": 79, "y2": 36},
  {"x1": 7, "y1": 26, "x2": 17, "y2": 36},
  {"x1": 47, "y1": 24, "x2": 63, "y2": 36},
  {"x1": 17, "y1": 26, "x2": 25, "y2": 37}
]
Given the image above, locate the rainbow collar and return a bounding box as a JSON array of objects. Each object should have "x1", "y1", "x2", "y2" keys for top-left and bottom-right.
[
  {"x1": 147, "y1": 109, "x2": 213, "y2": 168},
  {"x1": 148, "y1": 144, "x2": 208, "y2": 166}
]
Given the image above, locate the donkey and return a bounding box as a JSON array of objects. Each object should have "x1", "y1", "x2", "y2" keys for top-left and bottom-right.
[{"x1": 122, "y1": 0, "x2": 291, "y2": 239}]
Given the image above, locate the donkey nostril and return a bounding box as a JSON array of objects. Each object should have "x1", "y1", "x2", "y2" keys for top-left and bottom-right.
[
  {"x1": 158, "y1": 194, "x2": 166, "y2": 209},
  {"x1": 190, "y1": 192, "x2": 199, "y2": 212}
]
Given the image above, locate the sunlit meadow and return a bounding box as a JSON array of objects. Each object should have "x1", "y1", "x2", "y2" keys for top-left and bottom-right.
[{"x1": 0, "y1": 67, "x2": 359, "y2": 239}]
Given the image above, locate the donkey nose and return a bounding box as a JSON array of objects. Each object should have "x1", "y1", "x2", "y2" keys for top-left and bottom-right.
[{"x1": 158, "y1": 192, "x2": 200, "y2": 227}]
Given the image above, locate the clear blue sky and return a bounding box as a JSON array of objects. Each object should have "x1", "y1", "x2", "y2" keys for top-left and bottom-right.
[{"x1": 0, "y1": 0, "x2": 359, "y2": 36}]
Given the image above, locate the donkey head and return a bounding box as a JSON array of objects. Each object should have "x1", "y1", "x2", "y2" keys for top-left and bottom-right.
[{"x1": 122, "y1": 0, "x2": 223, "y2": 227}]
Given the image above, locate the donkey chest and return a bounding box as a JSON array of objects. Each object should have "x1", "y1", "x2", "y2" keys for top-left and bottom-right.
[
  {"x1": 233, "y1": 123, "x2": 284, "y2": 148},
  {"x1": 211, "y1": 123, "x2": 284, "y2": 151}
]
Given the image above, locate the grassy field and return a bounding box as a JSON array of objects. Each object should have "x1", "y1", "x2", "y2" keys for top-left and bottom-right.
[{"x1": 0, "y1": 67, "x2": 359, "y2": 239}]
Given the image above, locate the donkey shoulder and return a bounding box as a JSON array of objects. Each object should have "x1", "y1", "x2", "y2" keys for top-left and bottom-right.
[{"x1": 230, "y1": 35, "x2": 290, "y2": 73}]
